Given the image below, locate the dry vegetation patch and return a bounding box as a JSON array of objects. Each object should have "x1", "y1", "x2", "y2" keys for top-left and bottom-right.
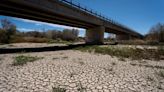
[
  {"x1": 157, "y1": 70, "x2": 164, "y2": 78},
  {"x1": 74, "y1": 45, "x2": 164, "y2": 60},
  {"x1": 52, "y1": 87, "x2": 66, "y2": 92},
  {"x1": 13, "y1": 55, "x2": 43, "y2": 66},
  {"x1": 0, "y1": 57, "x2": 2, "y2": 61}
]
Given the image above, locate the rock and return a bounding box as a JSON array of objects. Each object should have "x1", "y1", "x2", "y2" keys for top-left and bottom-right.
[{"x1": 69, "y1": 83, "x2": 76, "y2": 88}]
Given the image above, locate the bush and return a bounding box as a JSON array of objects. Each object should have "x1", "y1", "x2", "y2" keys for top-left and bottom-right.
[
  {"x1": 74, "y1": 46, "x2": 164, "y2": 60},
  {"x1": 132, "y1": 39, "x2": 146, "y2": 45},
  {"x1": 146, "y1": 40, "x2": 159, "y2": 45},
  {"x1": 52, "y1": 87, "x2": 66, "y2": 92},
  {"x1": 145, "y1": 23, "x2": 164, "y2": 42},
  {"x1": 158, "y1": 46, "x2": 164, "y2": 56},
  {"x1": 13, "y1": 55, "x2": 42, "y2": 66},
  {"x1": 23, "y1": 37, "x2": 48, "y2": 43},
  {"x1": 118, "y1": 39, "x2": 146, "y2": 45},
  {"x1": 117, "y1": 39, "x2": 162, "y2": 45},
  {"x1": 9, "y1": 37, "x2": 49, "y2": 43},
  {"x1": 47, "y1": 39, "x2": 70, "y2": 44},
  {"x1": 157, "y1": 70, "x2": 164, "y2": 78},
  {"x1": 62, "y1": 29, "x2": 78, "y2": 41},
  {"x1": 0, "y1": 29, "x2": 8, "y2": 43},
  {"x1": 0, "y1": 18, "x2": 79, "y2": 43}
]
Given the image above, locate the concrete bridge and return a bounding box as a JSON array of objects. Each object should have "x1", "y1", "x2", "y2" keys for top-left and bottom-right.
[{"x1": 0, "y1": 0, "x2": 143, "y2": 44}]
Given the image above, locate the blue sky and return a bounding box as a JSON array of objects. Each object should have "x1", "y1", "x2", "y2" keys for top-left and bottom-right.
[
  {"x1": 0, "y1": 0, "x2": 164, "y2": 37},
  {"x1": 76, "y1": 0, "x2": 164, "y2": 35},
  {"x1": 0, "y1": 15, "x2": 87, "y2": 37}
]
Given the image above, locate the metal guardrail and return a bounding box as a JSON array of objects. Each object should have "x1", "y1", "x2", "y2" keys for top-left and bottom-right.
[{"x1": 58, "y1": 0, "x2": 138, "y2": 35}]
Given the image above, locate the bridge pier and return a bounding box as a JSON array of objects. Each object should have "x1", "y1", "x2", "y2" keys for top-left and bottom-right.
[
  {"x1": 85, "y1": 26, "x2": 105, "y2": 44},
  {"x1": 116, "y1": 34, "x2": 131, "y2": 40}
]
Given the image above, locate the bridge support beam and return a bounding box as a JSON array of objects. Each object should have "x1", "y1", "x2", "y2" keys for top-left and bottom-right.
[
  {"x1": 85, "y1": 26, "x2": 105, "y2": 44},
  {"x1": 116, "y1": 34, "x2": 131, "y2": 40}
]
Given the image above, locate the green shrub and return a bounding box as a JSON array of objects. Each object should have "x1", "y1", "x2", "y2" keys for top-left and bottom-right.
[
  {"x1": 158, "y1": 46, "x2": 164, "y2": 55},
  {"x1": 157, "y1": 70, "x2": 164, "y2": 78},
  {"x1": 52, "y1": 87, "x2": 66, "y2": 92},
  {"x1": 47, "y1": 39, "x2": 70, "y2": 44},
  {"x1": 13, "y1": 55, "x2": 42, "y2": 66}
]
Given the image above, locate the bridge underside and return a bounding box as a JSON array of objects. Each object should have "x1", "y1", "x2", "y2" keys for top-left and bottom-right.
[
  {"x1": 0, "y1": 0, "x2": 142, "y2": 45},
  {"x1": 85, "y1": 27, "x2": 138, "y2": 44}
]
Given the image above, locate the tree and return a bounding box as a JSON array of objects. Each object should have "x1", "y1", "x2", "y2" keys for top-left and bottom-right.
[
  {"x1": 159, "y1": 25, "x2": 164, "y2": 42},
  {"x1": 106, "y1": 33, "x2": 116, "y2": 40},
  {"x1": 46, "y1": 30, "x2": 61, "y2": 39},
  {"x1": 0, "y1": 29, "x2": 8, "y2": 43},
  {"x1": 25, "y1": 31, "x2": 44, "y2": 38},
  {"x1": 62, "y1": 29, "x2": 79, "y2": 41},
  {"x1": 146, "y1": 23, "x2": 164, "y2": 42},
  {"x1": 1, "y1": 18, "x2": 16, "y2": 35},
  {"x1": 0, "y1": 19, "x2": 17, "y2": 43}
]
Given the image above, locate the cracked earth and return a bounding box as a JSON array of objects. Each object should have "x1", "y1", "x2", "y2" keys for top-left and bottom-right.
[{"x1": 0, "y1": 50, "x2": 164, "y2": 92}]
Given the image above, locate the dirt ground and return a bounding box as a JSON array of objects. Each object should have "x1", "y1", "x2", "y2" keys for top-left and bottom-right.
[{"x1": 0, "y1": 43, "x2": 164, "y2": 92}]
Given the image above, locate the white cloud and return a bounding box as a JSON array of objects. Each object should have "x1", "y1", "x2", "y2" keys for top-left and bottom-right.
[
  {"x1": 17, "y1": 28, "x2": 35, "y2": 32},
  {"x1": 13, "y1": 17, "x2": 84, "y2": 30}
]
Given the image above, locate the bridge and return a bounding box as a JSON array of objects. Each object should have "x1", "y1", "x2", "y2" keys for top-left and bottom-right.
[{"x1": 0, "y1": 0, "x2": 143, "y2": 44}]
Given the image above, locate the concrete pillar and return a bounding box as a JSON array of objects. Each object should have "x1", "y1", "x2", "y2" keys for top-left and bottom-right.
[
  {"x1": 116, "y1": 34, "x2": 131, "y2": 40},
  {"x1": 85, "y1": 26, "x2": 105, "y2": 44}
]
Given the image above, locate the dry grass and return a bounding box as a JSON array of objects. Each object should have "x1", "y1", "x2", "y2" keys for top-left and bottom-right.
[
  {"x1": 74, "y1": 46, "x2": 164, "y2": 60},
  {"x1": 118, "y1": 39, "x2": 161, "y2": 45},
  {"x1": 11, "y1": 37, "x2": 49, "y2": 43},
  {"x1": 118, "y1": 40, "x2": 146, "y2": 45}
]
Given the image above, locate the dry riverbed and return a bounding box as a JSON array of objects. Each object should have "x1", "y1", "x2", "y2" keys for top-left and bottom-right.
[
  {"x1": 0, "y1": 44, "x2": 164, "y2": 92},
  {"x1": 0, "y1": 43, "x2": 67, "y2": 48}
]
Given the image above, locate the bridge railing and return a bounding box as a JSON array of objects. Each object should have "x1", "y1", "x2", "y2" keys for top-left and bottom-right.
[{"x1": 58, "y1": 0, "x2": 138, "y2": 34}]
